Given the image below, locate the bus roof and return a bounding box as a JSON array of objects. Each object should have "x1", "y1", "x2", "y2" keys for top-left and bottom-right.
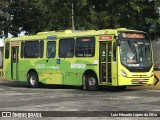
[{"x1": 5, "y1": 28, "x2": 145, "y2": 42}]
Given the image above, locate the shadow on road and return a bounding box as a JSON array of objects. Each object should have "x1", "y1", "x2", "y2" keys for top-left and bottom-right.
[{"x1": 0, "y1": 80, "x2": 145, "y2": 92}]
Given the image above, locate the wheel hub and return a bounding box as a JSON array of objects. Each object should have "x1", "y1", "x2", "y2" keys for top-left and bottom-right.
[
  {"x1": 88, "y1": 78, "x2": 96, "y2": 86},
  {"x1": 30, "y1": 76, "x2": 36, "y2": 85}
]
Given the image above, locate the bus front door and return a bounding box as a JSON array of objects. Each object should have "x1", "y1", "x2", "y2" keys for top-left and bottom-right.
[
  {"x1": 99, "y1": 42, "x2": 112, "y2": 84},
  {"x1": 11, "y1": 47, "x2": 19, "y2": 80}
]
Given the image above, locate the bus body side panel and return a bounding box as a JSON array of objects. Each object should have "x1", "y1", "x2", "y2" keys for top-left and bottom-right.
[
  {"x1": 4, "y1": 60, "x2": 12, "y2": 80},
  {"x1": 18, "y1": 59, "x2": 46, "y2": 82},
  {"x1": 56, "y1": 58, "x2": 98, "y2": 86}
]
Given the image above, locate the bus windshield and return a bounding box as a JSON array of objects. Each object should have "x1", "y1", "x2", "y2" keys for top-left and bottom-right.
[{"x1": 120, "y1": 40, "x2": 152, "y2": 68}]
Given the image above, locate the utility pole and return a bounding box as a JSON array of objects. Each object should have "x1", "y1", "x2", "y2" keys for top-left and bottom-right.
[{"x1": 71, "y1": 1, "x2": 75, "y2": 30}]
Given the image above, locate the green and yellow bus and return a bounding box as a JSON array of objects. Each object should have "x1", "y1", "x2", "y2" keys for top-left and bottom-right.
[{"x1": 3, "y1": 28, "x2": 154, "y2": 90}]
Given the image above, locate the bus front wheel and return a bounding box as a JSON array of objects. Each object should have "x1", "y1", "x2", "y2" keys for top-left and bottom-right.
[
  {"x1": 86, "y1": 74, "x2": 98, "y2": 91},
  {"x1": 28, "y1": 72, "x2": 39, "y2": 88}
]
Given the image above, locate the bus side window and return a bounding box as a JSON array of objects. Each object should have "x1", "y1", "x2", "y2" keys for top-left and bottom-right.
[
  {"x1": 113, "y1": 42, "x2": 116, "y2": 61},
  {"x1": 47, "y1": 41, "x2": 56, "y2": 58},
  {"x1": 21, "y1": 41, "x2": 24, "y2": 58},
  {"x1": 59, "y1": 38, "x2": 75, "y2": 58},
  {"x1": 39, "y1": 40, "x2": 44, "y2": 58},
  {"x1": 75, "y1": 37, "x2": 95, "y2": 57},
  {"x1": 5, "y1": 42, "x2": 10, "y2": 59},
  {"x1": 24, "y1": 41, "x2": 39, "y2": 58}
]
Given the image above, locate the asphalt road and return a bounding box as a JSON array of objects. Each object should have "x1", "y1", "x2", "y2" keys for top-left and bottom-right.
[{"x1": 0, "y1": 80, "x2": 160, "y2": 120}]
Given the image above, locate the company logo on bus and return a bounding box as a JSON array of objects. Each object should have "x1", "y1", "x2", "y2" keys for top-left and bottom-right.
[{"x1": 122, "y1": 33, "x2": 144, "y2": 39}]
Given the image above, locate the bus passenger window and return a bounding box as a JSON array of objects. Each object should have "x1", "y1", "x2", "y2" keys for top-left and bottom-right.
[
  {"x1": 21, "y1": 41, "x2": 24, "y2": 58},
  {"x1": 47, "y1": 41, "x2": 56, "y2": 58},
  {"x1": 108, "y1": 42, "x2": 112, "y2": 62},
  {"x1": 24, "y1": 41, "x2": 39, "y2": 58},
  {"x1": 75, "y1": 37, "x2": 95, "y2": 57},
  {"x1": 5, "y1": 42, "x2": 10, "y2": 59},
  {"x1": 59, "y1": 38, "x2": 75, "y2": 58},
  {"x1": 113, "y1": 42, "x2": 116, "y2": 61},
  {"x1": 40, "y1": 40, "x2": 44, "y2": 58}
]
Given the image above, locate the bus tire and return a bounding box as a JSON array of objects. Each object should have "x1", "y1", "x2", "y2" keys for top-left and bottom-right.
[
  {"x1": 86, "y1": 74, "x2": 98, "y2": 91},
  {"x1": 28, "y1": 72, "x2": 39, "y2": 88}
]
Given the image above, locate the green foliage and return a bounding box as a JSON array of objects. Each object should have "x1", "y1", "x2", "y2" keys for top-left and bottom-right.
[
  {"x1": 0, "y1": 0, "x2": 159, "y2": 38},
  {"x1": 0, "y1": 0, "x2": 10, "y2": 37}
]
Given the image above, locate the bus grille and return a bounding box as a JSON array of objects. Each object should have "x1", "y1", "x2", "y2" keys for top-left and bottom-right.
[
  {"x1": 131, "y1": 75, "x2": 148, "y2": 77},
  {"x1": 131, "y1": 79, "x2": 149, "y2": 84}
]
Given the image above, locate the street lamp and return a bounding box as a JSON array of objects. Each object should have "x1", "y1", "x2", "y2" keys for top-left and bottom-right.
[{"x1": 72, "y1": 0, "x2": 75, "y2": 30}]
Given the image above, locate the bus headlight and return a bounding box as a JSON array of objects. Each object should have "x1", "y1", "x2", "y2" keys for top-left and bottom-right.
[{"x1": 120, "y1": 69, "x2": 127, "y2": 77}]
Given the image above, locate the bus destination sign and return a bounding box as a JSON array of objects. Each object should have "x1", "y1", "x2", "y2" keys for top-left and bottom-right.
[{"x1": 122, "y1": 33, "x2": 144, "y2": 39}]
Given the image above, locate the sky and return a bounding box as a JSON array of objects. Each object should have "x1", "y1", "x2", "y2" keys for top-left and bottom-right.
[{"x1": 0, "y1": 31, "x2": 26, "y2": 47}]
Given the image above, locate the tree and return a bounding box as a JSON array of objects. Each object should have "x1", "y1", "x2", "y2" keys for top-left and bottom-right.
[
  {"x1": 85, "y1": 0, "x2": 160, "y2": 33},
  {"x1": 0, "y1": 0, "x2": 160, "y2": 37},
  {"x1": 0, "y1": 0, "x2": 10, "y2": 38},
  {"x1": 9, "y1": 0, "x2": 42, "y2": 35}
]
